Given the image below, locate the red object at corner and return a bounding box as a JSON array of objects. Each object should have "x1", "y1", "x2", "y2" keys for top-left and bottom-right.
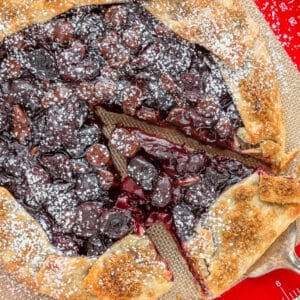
[
  {"x1": 220, "y1": 4, "x2": 300, "y2": 299},
  {"x1": 255, "y1": 0, "x2": 300, "y2": 71}
]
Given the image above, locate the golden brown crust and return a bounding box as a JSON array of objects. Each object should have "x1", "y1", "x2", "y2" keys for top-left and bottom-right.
[
  {"x1": 0, "y1": 188, "x2": 173, "y2": 300},
  {"x1": 144, "y1": 0, "x2": 298, "y2": 171},
  {"x1": 259, "y1": 174, "x2": 300, "y2": 204},
  {"x1": 0, "y1": 0, "x2": 128, "y2": 40},
  {"x1": 145, "y1": 0, "x2": 258, "y2": 67},
  {"x1": 184, "y1": 173, "x2": 300, "y2": 299},
  {"x1": 83, "y1": 234, "x2": 173, "y2": 300},
  {"x1": 37, "y1": 256, "x2": 98, "y2": 300},
  {"x1": 226, "y1": 34, "x2": 298, "y2": 171},
  {"x1": 0, "y1": 187, "x2": 60, "y2": 290}
]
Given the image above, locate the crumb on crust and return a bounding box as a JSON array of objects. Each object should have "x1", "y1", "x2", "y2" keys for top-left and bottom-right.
[
  {"x1": 233, "y1": 184, "x2": 256, "y2": 201},
  {"x1": 239, "y1": 60, "x2": 281, "y2": 145},
  {"x1": 83, "y1": 235, "x2": 173, "y2": 300},
  {"x1": 146, "y1": 0, "x2": 252, "y2": 66},
  {"x1": 259, "y1": 174, "x2": 300, "y2": 204}
]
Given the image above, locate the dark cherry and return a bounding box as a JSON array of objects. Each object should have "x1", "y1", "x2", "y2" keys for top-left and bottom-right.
[
  {"x1": 75, "y1": 14, "x2": 105, "y2": 40},
  {"x1": 173, "y1": 204, "x2": 195, "y2": 241},
  {"x1": 6, "y1": 80, "x2": 43, "y2": 111},
  {"x1": 146, "y1": 81, "x2": 177, "y2": 112},
  {"x1": 162, "y1": 41, "x2": 192, "y2": 75},
  {"x1": 39, "y1": 153, "x2": 73, "y2": 182},
  {"x1": 75, "y1": 174, "x2": 102, "y2": 202},
  {"x1": 84, "y1": 235, "x2": 113, "y2": 256},
  {"x1": 136, "y1": 106, "x2": 160, "y2": 123},
  {"x1": 24, "y1": 49, "x2": 57, "y2": 80},
  {"x1": 204, "y1": 167, "x2": 230, "y2": 192},
  {"x1": 71, "y1": 159, "x2": 91, "y2": 174},
  {"x1": 180, "y1": 73, "x2": 200, "y2": 90},
  {"x1": 98, "y1": 169, "x2": 115, "y2": 190},
  {"x1": 166, "y1": 108, "x2": 191, "y2": 127},
  {"x1": 134, "y1": 41, "x2": 162, "y2": 69},
  {"x1": 110, "y1": 127, "x2": 141, "y2": 158},
  {"x1": 159, "y1": 72, "x2": 178, "y2": 94},
  {"x1": 175, "y1": 153, "x2": 190, "y2": 175},
  {"x1": 44, "y1": 189, "x2": 78, "y2": 227},
  {"x1": 12, "y1": 104, "x2": 31, "y2": 145},
  {"x1": 25, "y1": 165, "x2": 51, "y2": 185},
  {"x1": 128, "y1": 156, "x2": 158, "y2": 191},
  {"x1": 45, "y1": 104, "x2": 77, "y2": 148},
  {"x1": 151, "y1": 175, "x2": 172, "y2": 208},
  {"x1": 0, "y1": 56, "x2": 23, "y2": 79},
  {"x1": 105, "y1": 6, "x2": 127, "y2": 28},
  {"x1": 186, "y1": 152, "x2": 207, "y2": 174},
  {"x1": 121, "y1": 85, "x2": 143, "y2": 116},
  {"x1": 52, "y1": 233, "x2": 80, "y2": 256},
  {"x1": 65, "y1": 123, "x2": 100, "y2": 158},
  {"x1": 57, "y1": 40, "x2": 90, "y2": 82},
  {"x1": 53, "y1": 20, "x2": 74, "y2": 44},
  {"x1": 99, "y1": 209, "x2": 133, "y2": 239},
  {"x1": 41, "y1": 84, "x2": 72, "y2": 108},
  {"x1": 94, "y1": 78, "x2": 117, "y2": 105},
  {"x1": 215, "y1": 116, "x2": 232, "y2": 139},
  {"x1": 184, "y1": 181, "x2": 216, "y2": 209},
  {"x1": 3, "y1": 155, "x2": 25, "y2": 178},
  {"x1": 77, "y1": 56, "x2": 102, "y2": 81},
  {"x1": 100, "y1": 65, "x2": 119, "y2": 81},
  {"x1": 122, "y1": 26, "x2": 142, "y2": 51},
  {"x1": 97, "y1": 31, "x2": 120, "y2": 60},
  {"x1": 86, "y1": 143, "x2": 111, "y2": 167},
  {"x1": 76, "y1": 82, "x2": 95, "y2": 101},
  {"x1": 197, "y1": 99, "x2": 220, "y2": 118},
  {"x1": 72, "y1": 202, "x2": 103, "y2": 238}
]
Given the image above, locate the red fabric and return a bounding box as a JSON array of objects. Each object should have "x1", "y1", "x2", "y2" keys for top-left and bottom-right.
[
  {"x1": 255, "y1": 0, "x2": 300, "y2": 71},
  {"x1": 219, "y1": 3, "x2": 300, "y2": 298},
  {"x1": 220, "y1": 269, "x2": 300, "y2": 300}
]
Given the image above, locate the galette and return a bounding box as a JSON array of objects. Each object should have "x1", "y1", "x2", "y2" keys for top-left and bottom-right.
[{"x1": 0, "y1": 1, "x2": 299, "y2": 300}]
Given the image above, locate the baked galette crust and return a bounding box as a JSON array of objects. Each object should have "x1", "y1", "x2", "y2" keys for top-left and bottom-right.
[
  {"x1": 183, "y1": 173, "x2": 300, "y2": 299},
  {"x1": 0, "y1": 0, "x2": 128, "y2": 40},
  {"x1": 1, "y1": 171, "x2": 300, "y2": 299},
  {"x1": 83, "y1": 234, "x2": 173, "y2": 300},
  {"x1": 0, "y1": 188, "x2": 173, "y2": 300},
  {"x1": 0, "y1": 188, "x2": 61, "y2": 290}
]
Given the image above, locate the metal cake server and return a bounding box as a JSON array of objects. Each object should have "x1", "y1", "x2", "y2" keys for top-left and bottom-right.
[{"x1": 246, "y1": 219, "x2": 300, "y2": 278}]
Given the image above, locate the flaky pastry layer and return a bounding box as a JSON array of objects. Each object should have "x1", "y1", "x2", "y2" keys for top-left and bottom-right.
[
  {"x1": 183, "y1": 173, "x2": 300, "y2": 299},
  {"x1": 0, "y1": 188, "x2": 173, "y2": 300}
]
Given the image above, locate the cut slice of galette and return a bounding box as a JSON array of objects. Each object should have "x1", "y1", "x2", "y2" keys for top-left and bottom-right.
[
  {"x1": 0, "y1": 1, "x2": 297, "y2": 172},
  {"x1": 111, "y1": 127, "x2": 300, "y2": 299}
]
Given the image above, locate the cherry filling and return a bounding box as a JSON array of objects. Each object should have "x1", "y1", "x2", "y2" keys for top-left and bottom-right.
[
  {"x1": 111, "y1": 128, "x2": 254, "y2": 242},
  {"x1": 0, "y1": 3, "x2": 243, "y2": 149},
  {"x1": 0, "y1": 84, "x2": 133, "y2": 256},
  {"x1": 0, "y1": 2, "x2": 246, "y2": 256}
]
